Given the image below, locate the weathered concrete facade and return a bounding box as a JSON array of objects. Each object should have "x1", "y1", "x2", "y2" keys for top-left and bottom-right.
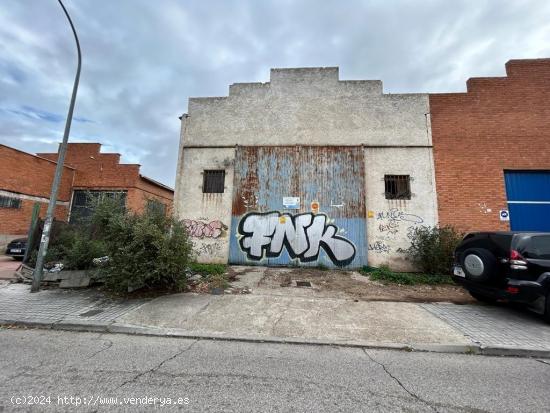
[{"x1": 175, "y1": 67, "x2": 438, "y2": 270}]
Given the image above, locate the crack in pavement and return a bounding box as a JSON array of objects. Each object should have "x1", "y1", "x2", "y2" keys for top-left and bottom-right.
[
  {"x1": 115, "y1": 339, "x2": 199, "y2": 390},
  {"x1": 363, "y1": 349, "x2": 439, "y2": 413},
  {"x1": 535, "y1": 359, "x2": 550, "y2": 367},
  {"x1": 86, "y1": 335, "x2": 113, "y2": 360}
]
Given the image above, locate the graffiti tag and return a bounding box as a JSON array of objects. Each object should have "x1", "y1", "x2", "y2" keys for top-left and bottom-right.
[
  {"x1": 368, "y1": 241, "x2": 391, "y2": 254},
  {"x1": 376, "y1": 209, "x2": 423, "y2": 224},
  {"x1": 184, "y1": 219, "x2": 226, "y2": 238},
  {"x1": 196, "y1": 242, "x2": 223, "y2": 257},
  {"x1": 378, "y1": 220, "x2": 399, "y2": 234},
  {"x1": 238, "y1": 212, "x2": 356, "y2": 266}
]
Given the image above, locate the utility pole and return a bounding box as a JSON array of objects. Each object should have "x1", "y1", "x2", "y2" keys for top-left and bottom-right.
[{"x1": 31, "y1": 0, "x2": 81, "y2": 292}]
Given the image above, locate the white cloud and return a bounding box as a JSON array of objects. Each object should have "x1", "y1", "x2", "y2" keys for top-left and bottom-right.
[{"x1": 0, "y1": 0, "x2": 549, "y2": 187}]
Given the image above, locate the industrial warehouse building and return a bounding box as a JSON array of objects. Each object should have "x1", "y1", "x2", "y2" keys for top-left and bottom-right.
[
  {"x1": 430, "y1": 59, "x2": 550, "y2": 234},
  {"x1": 175, "y1": 59, "x2": 550, "y2": 270},
  {"x1": 0, "y1": 143, "x2": 174, "y2": 251},
  {"x1": 175, "y1": 67, "x2": 438, "y2": 270}
]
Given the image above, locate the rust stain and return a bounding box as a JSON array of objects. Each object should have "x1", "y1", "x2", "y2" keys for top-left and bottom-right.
[{"x1": 231, "y1": 146, "x2": 366, "y2": 218}]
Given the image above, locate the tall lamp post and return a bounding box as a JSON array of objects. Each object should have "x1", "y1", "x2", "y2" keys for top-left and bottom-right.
[{"x1": 31, "y1": 0, "x2": 81, "y2": 292}]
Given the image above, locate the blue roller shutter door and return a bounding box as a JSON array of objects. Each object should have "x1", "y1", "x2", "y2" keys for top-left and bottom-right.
[{"x1": 504, "y1": 171, "x2": 550, "y2": 231}]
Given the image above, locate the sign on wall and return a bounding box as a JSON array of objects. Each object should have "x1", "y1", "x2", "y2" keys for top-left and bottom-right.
[
  {"x1": 499, "y1": 209, "x2": 510, "y2": 221},
  {"x1": 283, "y1": 197, "x2": 300, "y2": 209}
]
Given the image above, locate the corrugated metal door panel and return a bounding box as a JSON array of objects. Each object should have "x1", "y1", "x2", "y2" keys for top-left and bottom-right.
[
  {"x1": 229, "y1": 146, "x2": 367, "y2": 268},
  {"x1": 297, "y1": 146, "x2": 367, "y2": 267},
  {"x1": 504, "y1": 171, "x2": 550, "y2": 231}
]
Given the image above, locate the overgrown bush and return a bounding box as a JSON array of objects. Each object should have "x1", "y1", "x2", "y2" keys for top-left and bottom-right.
[
  {"x1": 64, "y1": 234, "x2": 107, "y2": 271},
  {"x1": 96, "y1": 205, "x2": 193, "y2": 293},
  {"x1": 29, "y1": 195, "x2": 193, "y2": 293},
  {"x1": 406, "y1": 225, "x2": 463, "y2": 275}
]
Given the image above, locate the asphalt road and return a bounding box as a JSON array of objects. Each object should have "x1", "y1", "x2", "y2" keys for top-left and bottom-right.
[{"x1": 0, "y1": 329, "x2": 549, "y2": 412}]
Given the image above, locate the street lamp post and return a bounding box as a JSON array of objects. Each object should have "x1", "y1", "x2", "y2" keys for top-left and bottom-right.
[{"x1": 31, "y1": 0, "x2": 81, "y2": 292}]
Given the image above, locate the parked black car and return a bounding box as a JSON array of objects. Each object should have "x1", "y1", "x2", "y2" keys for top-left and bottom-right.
[
  {"x1": 452, "y1": 232, "x2": 550, "y2": 322},
  {"x1": 5, "y1": 238, "x2": 27, "y2": 260}
]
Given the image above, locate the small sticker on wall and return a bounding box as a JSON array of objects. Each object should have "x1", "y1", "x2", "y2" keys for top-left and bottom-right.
[
  {"x1": 367, "y1": 210, "x2": 375, "y2": 218},
  {"x1": 279, "y1": 216, "x2": 287, "y2": 224},
  {"x1": 311, "y1": 201, "x2": 320, "y2": 213},
  {"x1": 499, "y1": 210, "x2": 510, "y2": 221},
  {"x1": 283, "y1": 197, "x2": 300, "y2": 209}
]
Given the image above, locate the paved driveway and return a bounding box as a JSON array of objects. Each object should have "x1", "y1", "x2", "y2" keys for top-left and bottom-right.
[
  {"x1": 422, "y1": 303, "x2": 550, "y2": 350},
  {"x1": 0, "y1": 255, "x2": 19, "y2": 279}
]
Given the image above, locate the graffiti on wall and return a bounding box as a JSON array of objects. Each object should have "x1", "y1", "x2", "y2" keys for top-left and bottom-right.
[
  {"x1": 237, "y1": 212, "x2": 356, "y2": 265},
  {"x1": 371, "y1": 208, "x2": 425, "y2": 254},
  {"x1": 196, "y1": 242, "x2": 223, "y2": 257},
  {"x1": 376, "y1": 209, "x2": 423, "y2": 224},
  {"x1": 368, "y1": 241, "x2": 391, "y2": 254},
  {"x1": 184, "y1": 219, "x2": 227, "y2": 238}
]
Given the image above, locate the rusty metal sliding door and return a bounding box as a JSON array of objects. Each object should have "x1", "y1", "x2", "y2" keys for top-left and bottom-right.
[{"x1": 229, "y1": 146, "x2": 367, "y2": 268}]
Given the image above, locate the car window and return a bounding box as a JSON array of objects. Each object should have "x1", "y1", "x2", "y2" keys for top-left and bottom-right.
[{"x1": 525, "y1": 236, "x2": 550, "y2": 259}]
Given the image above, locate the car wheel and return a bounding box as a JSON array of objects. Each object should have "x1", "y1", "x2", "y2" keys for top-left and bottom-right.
[
  {"x1": 468, "y1": 290, "x2": 497, "y2": 304},
  {"x1": 460, "y1": 248, "x2": 497, "y2": 283}
]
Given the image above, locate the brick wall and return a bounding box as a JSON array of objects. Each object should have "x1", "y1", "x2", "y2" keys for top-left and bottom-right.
[
  {"x1": 38, "y1": 143, "x2": 140, "y2": 189},
  {"x1": 430, "y1": 59, "x2": 550, "y2": 232},
  {"x1": 0, "y1": 200, "x2": 68, "y2": 235},
  {"x1": 129, "y1": 177, "x2": 173, "y2": 214},
  {"x1": 0, "y1": 145, "x2": 74, "y2": 235},
  {"x1": 39, "y1": 143, "x2": 174, "y2": 215},
  {"x1": 0, "y1": 145, "x2": 74, "y2": 200}
]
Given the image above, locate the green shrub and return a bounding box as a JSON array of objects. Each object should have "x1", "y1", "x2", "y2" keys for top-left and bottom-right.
[
  {"x1": 188, "y1": 263, "x2": 227, "y2": 276},
  {"x1": 64, "y1": 235, "x2": 107, "y2": 271},
  {"x1": 98, "y1": 208, "x2": 193, "y2": 293},
  {"x1": 363, "y1": 265, "x2": 452, "y2": 285},
  {"x1": 31, "y1": 196, "x2": 193, "y2": 293},
  {"x1": 406, "y1": 225, "x2": 463, "y2": 275}
]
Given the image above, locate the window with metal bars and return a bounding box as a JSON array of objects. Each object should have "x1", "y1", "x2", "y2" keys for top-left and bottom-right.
[
  {"x1": 203, "y1": 170, "x2": 225, "y2": 193},
  {"x1": 70, "y1": 190, "x2": 127, "y2": 223},
  {"x1": 0, "y1": 195, "x2": 21, "y2": 209},
  {"x1": 147, "y1": 199, "x2": 166, "y2": 215},
  {"x1": 384, "y1": 175, "x2": 411, "y2": 200}
]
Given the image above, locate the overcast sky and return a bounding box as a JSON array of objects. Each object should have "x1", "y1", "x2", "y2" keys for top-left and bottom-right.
[{"x1": 1, "y1": 0, "x2": 549, "y2": 187}]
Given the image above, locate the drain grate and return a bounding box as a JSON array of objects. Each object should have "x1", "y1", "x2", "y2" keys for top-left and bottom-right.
[{"x1": 295, "y1": 281, "x2": 312, "y2": 288}]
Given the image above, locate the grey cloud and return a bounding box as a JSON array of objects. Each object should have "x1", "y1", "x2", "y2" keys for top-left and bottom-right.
[{"x1": 0, "y1": 0, "x2": 549, "y2": 187}]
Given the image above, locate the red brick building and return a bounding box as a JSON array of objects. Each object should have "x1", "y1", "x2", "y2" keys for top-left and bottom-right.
[
  {"x1": 0, "y1": 143, "x2": 173, "y2": 249},
  {"x1": 430, "y1": 58, "x2": 550, "y2": 233}
]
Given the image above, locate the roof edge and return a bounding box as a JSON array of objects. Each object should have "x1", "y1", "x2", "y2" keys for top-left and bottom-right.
[
  {"x1": 1, "y1": 144, "x2": 76, "y2": 170},
  {"x1": 139, "y1": 174, "x2": 174, "y2": 193}
]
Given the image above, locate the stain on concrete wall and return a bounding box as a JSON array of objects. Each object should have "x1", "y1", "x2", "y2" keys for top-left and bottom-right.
[{"x1": 364, "y1": 147, "x2": 438, "y2": 271}]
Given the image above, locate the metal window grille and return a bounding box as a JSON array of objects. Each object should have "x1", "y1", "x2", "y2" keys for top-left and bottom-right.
[
  {"x1": 147, "y1": 199, "x2": 166, "y2": 215},
  {"x1": 0, "y1": 195, "x2": 21, "y2": 209},
  {"x1": 203, "y1": 170, "x2": 225, "y2": 193},
  {"x1": 384, "y1": 175, "x2": 411, "y2": 200},
  {"x1": 70, "y1": 190, "x2": 127, "y2": 223}
]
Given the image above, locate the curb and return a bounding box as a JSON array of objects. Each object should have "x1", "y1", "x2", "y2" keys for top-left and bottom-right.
[{"x1": 2, "y1": 318, "x2": 550, "y2": 358}]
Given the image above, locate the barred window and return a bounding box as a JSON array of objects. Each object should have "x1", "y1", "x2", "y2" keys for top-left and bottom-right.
[
  {"x1": 0, "y1": 195, "x2": 21, "y2": 209},
  {"x1": 203, "y1": 170, "x2": 225, "y2": 193},
  {"x1": 70, "y1": 190, "x2": 126, "y2": 223},
  {"x1": 384, "y1": 175, "x2": 411, "y2": 200},
  {"x1": 147, "y1": 199, "x2": 166, "y2": 215}
]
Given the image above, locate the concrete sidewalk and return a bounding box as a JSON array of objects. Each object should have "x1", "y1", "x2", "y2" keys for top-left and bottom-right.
[
  {"x1": 0, "y1": 255, "x2": 19, "y2": 280},
  {"x1": 1, "y1": 282, "x2": 550, "y2": 357}
]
